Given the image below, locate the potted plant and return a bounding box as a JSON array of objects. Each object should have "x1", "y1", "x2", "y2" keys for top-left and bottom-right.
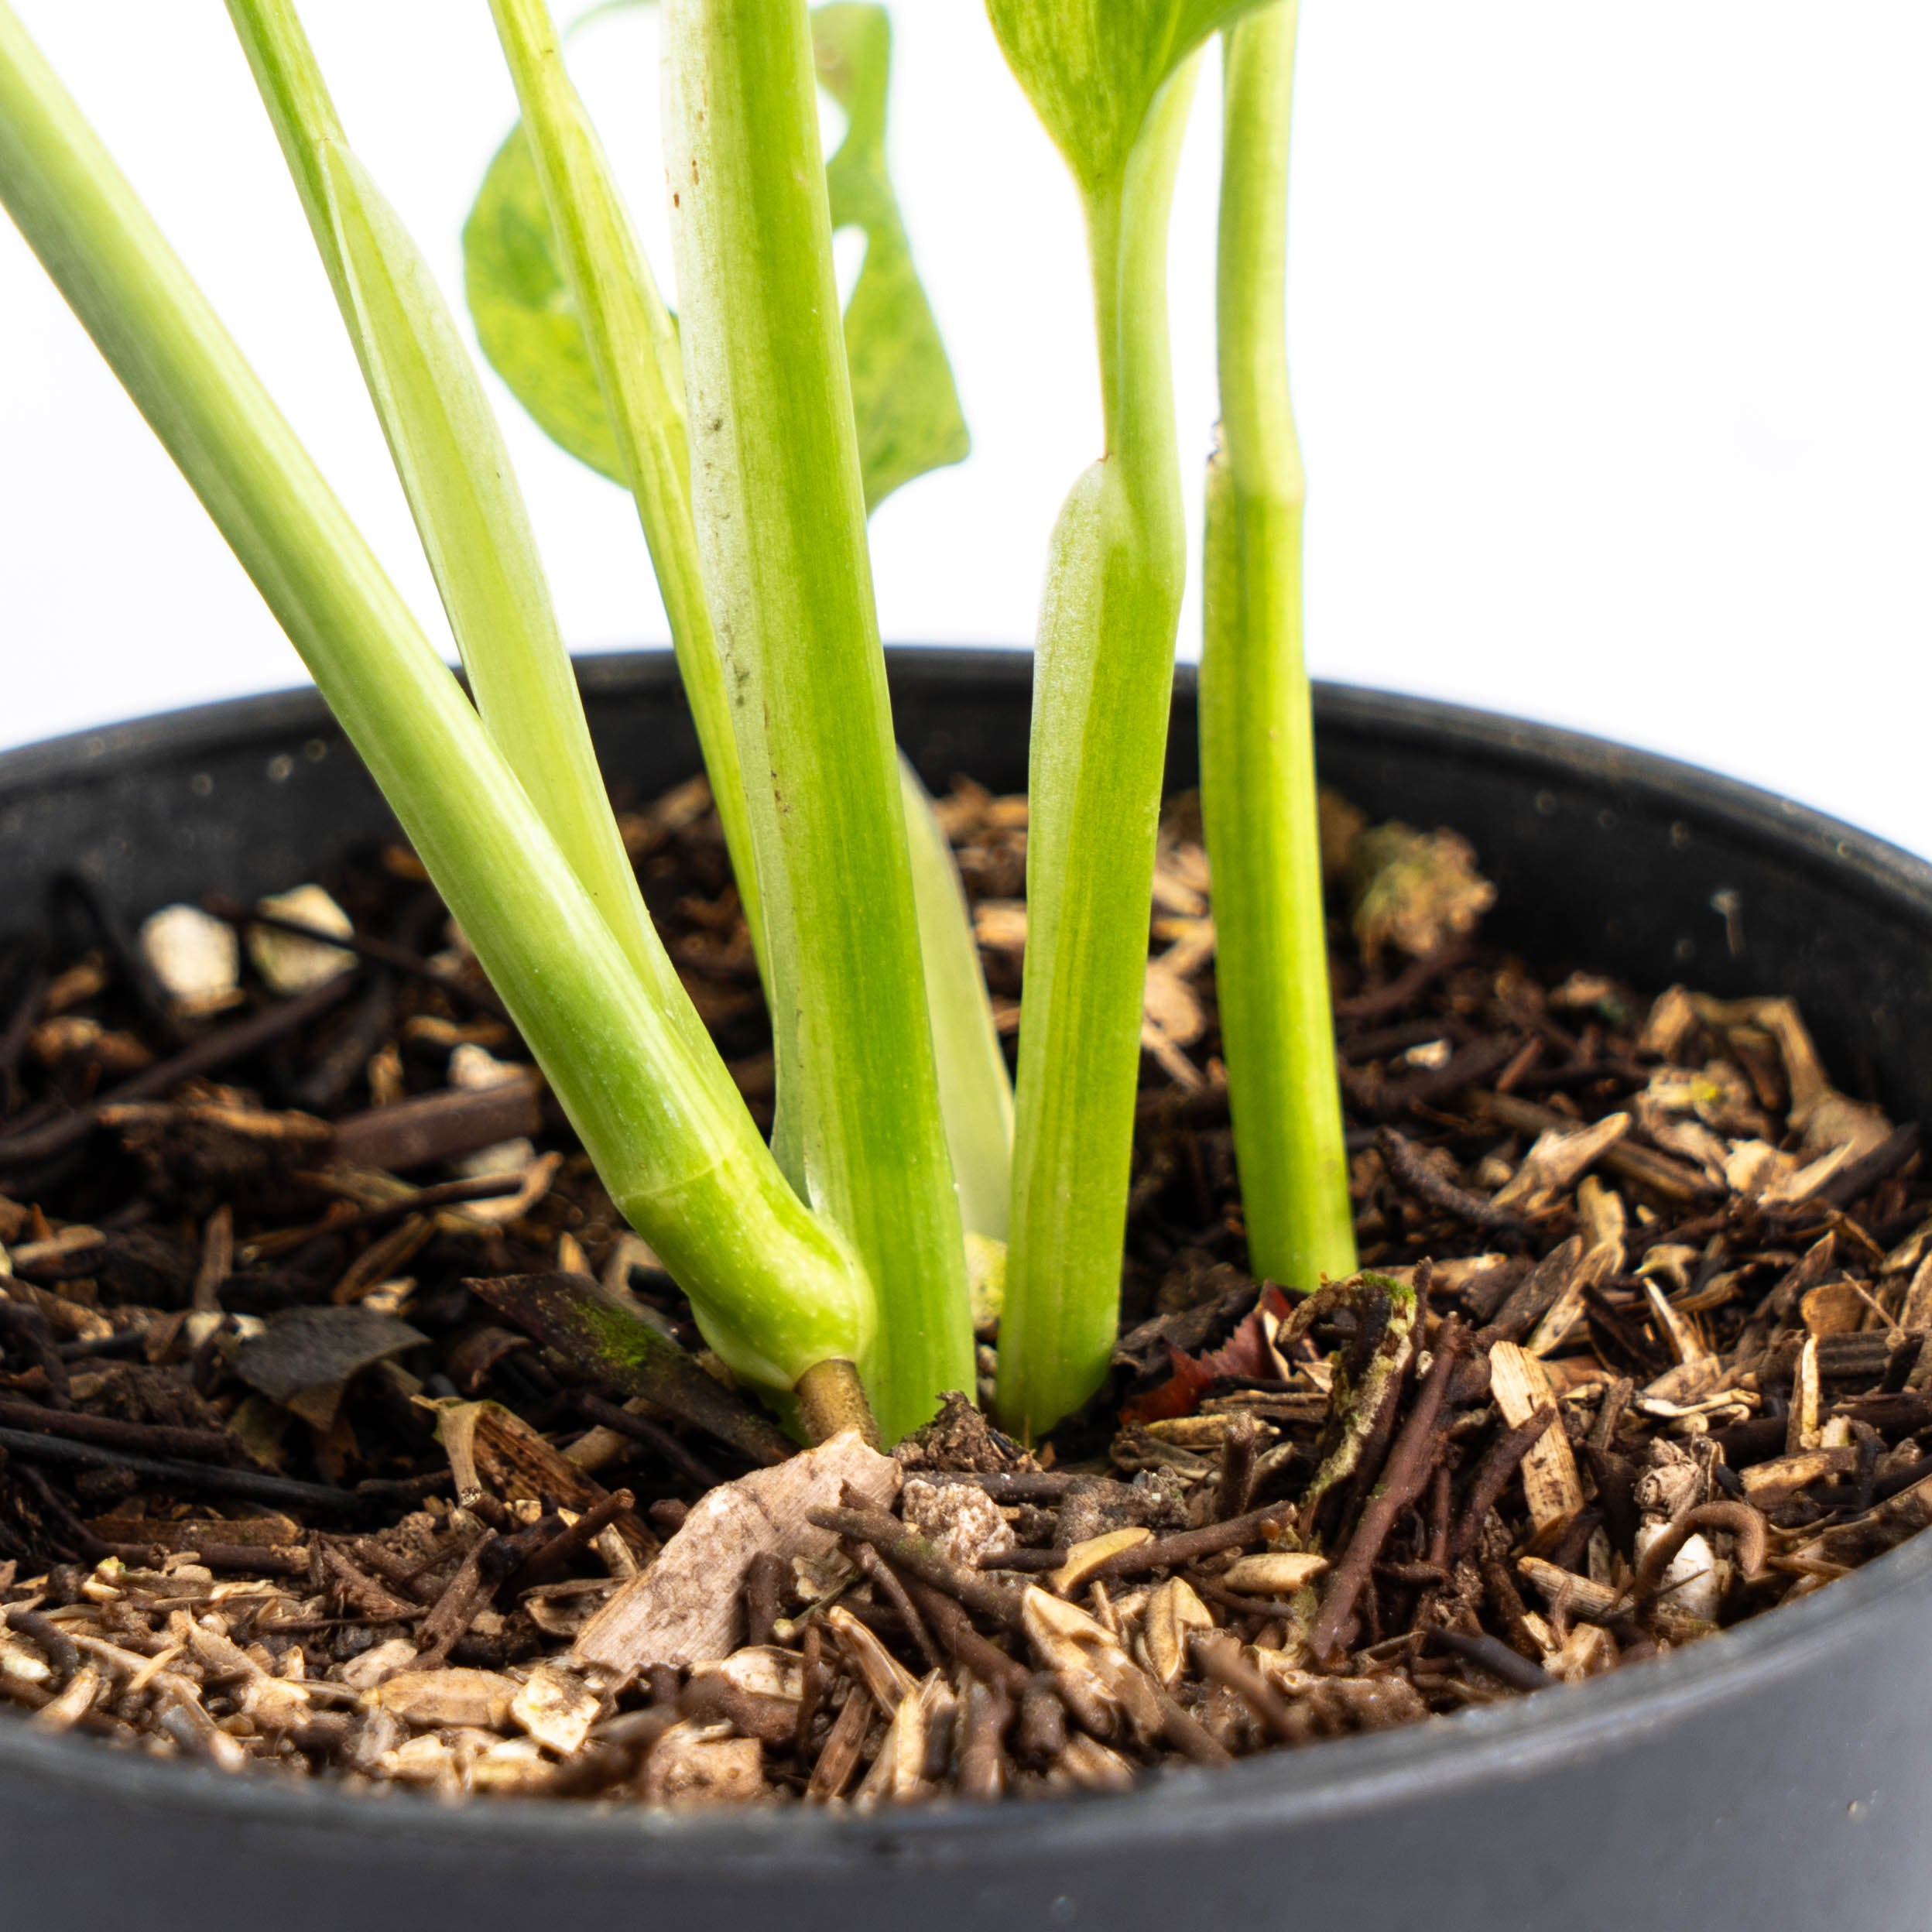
[{"x1": 2, "y1": 1, "x2": 1930, "y2": 1925}]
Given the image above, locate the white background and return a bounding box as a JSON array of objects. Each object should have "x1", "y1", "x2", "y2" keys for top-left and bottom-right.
[{"x1": 2, "y1": 4, "x2": 1929, "y2": 854}]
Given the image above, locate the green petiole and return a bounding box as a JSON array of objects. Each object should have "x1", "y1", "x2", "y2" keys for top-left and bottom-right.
[
  {"x1": 485, "y1": 0, "x2": 764, "y2": 961},
  {"x1": 663, "y1": 0, "x2": 974, "y2": 1443},
  {"x1": 1200, "y1": 2, "x2": 1356, "y2": 1290},
  {"x1": 0, "y1": 0, "x2": 872, "y2": 1402},
  {"x1": 996, "y1": 60, "x2": 1202, "y2": 1439},
  {"x1": 223, "y1": 0, "x2": 676, "y2": 1005}
]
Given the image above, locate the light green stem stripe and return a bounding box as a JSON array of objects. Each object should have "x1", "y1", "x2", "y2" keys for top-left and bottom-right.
[
  {"x1": 224, "y1": 0, "x2": 678, "y2": 1015},
  {"x1": 1201, "y1": 3, "x2": 1355, "y2": 1290},
  {"x1": 663, "y1": 0, "x2": 971, "y2": 1442},
  {"x1": 996, "y1": 59, "x2": 1201, "y2": 1441},
  {"x1": 899, "y1": 755, "x2": 1014, "y2": 1246},
  {"x1": 486, "y1": 0, "x2": 762, "y2": 963},
  {"x1": 0, "y1": 0, "x2": 870, "y2": 1389}
]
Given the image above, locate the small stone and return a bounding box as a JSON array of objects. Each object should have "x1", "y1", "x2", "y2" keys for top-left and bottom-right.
[
  {"x1": 138, "y1": 904, "x2": 240, "y2": 1014},
  {"x1": 248, "y1": 885, "x2": 356, "y2": 995},
  {"x1": 640, "y1": 1721, "x2": 765, "y2": 1807},
  {"x1": 510, "y1": 1662, "x2": 600, "y2": 1757},
  {"x1": 902, "y1": 1475, "x2": 1015, "y2": 1567}
]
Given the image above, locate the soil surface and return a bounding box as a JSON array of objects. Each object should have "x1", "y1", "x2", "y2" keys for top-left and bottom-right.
[{"x1": 1, "y1": 774, "x2": 1928, "y2": 1809}]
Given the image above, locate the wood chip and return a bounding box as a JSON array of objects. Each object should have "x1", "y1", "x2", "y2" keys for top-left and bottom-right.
[
  {"x1": 1050, "y1": 1528, "x2": 1151, "y2": 1597},
  {"x1": 370, "y1": 1667, "x2": 518, "y2": 1731},
  {"x1": 1740, "y1": 1447, "x2": 1859, "y2": 1507},
  {"x1": 1220, "y1": 1551, "x2": 1329, "y2": 1596},
  {"x1": 1489, "y1": 1341, "x2": 1585, "y2": 1533},
  {"x1": 1492, "y1": 1112, "x2": 1629, "y2": 1211},
  {"x1": 574, "y1": 1430, "x2": 900, "y2": 1674}
]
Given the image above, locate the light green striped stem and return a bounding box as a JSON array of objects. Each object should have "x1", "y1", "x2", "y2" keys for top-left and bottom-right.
[
  {"x1": 1201, "y1": 2, "x2": 1355, "y2": 1290},
  {"x1": 996, "y1": 60, "x2": 1201, "y2": 1440},
  {"x1": 224, "y1": 0, "x2": 676, "y2": 1000},
  {"x1": 663, "y1": 0, "x2": 972, "y2": 1441},
  {"x1": 487, "y1": 0, "x2": 762, "y2": 957}
]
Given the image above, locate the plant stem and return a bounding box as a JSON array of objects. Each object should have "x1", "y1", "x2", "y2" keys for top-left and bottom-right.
[
  {"x1": 899, "y1": 755, "x2": 1014, "y2": 1246},
  {"x1": 224, "y1": 0, "x2": 674, "y2": 1001},
  {"x1": 663, "y1": 0, "x2": 972, "y2": 1442},
  {"x1": 486, "y1": 0, "x2": 762, "y2": 960},
  {"x1": 1201, "y1": 2, "x2": 1355, "y2": 1290},
  {"x1": 0, "y1": 0, "x2": 871, "y2": 1393},
  {"x1": 995, "y1": 58, "x2": 1201, "y2": 1440}
]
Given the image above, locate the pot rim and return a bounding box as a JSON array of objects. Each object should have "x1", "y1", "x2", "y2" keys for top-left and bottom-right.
[{"x1": 2, "y1": 644, "x2": 1925, "y2": 1862}]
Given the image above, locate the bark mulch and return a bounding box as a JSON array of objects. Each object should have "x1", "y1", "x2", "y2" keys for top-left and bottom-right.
[{"x1": 1, "y1": 774, "x2": 1928, "y2": 1808}]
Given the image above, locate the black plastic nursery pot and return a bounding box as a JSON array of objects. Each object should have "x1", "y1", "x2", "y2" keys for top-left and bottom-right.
[{"x1": 2, "y1": 646, "x2": 1930, "y2": 1931}]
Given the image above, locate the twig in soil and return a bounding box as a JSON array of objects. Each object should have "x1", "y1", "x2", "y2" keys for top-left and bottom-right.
[
  {"x1": 0, "y1": 1301, "x2": 71, "y2": 1409},
  {"x1": 1309, "y1": 1321, "x2": 1468, "y2": 1660},
  {"x1": 0, "y1": 1425, "x2": 365, "y2": 1514},
  {"x1": 509, "y1": 1488, "x2": 635, "y2": 1593},
  {"x1": 856, "y1": 1545, "x2": 943, "y2": 1672},
  {"x1": 5, "y1": 1604, "x2": 80, "y2": 1677},
  {"x1": 744, "y1": 1550, "x2": 787, "y2": 1650},
  {"x1": 956, "y1": 1677, "x2": 1012, "y2": 1800},
  {"x1": 900, "y1": 1576, "x2": 1033, "y2": 1697},
  {"x1": 574, "y1": 1392, "x2": 722, "y2": 1492},
  {"x1": 1621, "y1": 1501, "x2": 1768, "y2": 1610},
  {"x1": 1216, "y1": 1415, "x2": 1260, "y2": 1520},
  {"x1": 1334, "y1": 942, "x2": 1470, "y2": 1023},
  {"x1": 1192, "y1": 1631, "x2": 1310, "y2": 1745},
  {"x1": 1448, "y1": 1403, "x2": 1557, "y2": 1563},
  {"x1": 0, "y1": 1396, "x2": 239, "y2": 1464},
  {"x1": 1088, "y1": 1500, "x2": 1298, "y2": 1582},
  {"x1": 0, "y1": 974, "x2": 355, "y2": 1169},
  {"x1": 1426, "y1": 1626, "x2": 1555, "y2": 1694},
  {"x1": 416, "y1": 1530, "x2": 499, "y2": 1666},
  {"x1": 468, "y1": 1273, "x2": 793, "y2": 1467},
  {"x1": 207, "y1": 897, "x2": 512, "y2": 1021},
  {"x1": 1814, "y1": 1123, "x2": 1920, "y2": 1211},
  {"x1": 1376, "y1": 1127, "x2": 1529, "y2": 1242},
  {"x1": 333, "y1": 1077, "x2": 542, "y2": 1173},
  {"x1": 1350, "y1": 1034, "x2": 1525, "y2": 1122},
  {"x1": 806, "y1": 1504, "x2": 1027, "y2": 1629}
]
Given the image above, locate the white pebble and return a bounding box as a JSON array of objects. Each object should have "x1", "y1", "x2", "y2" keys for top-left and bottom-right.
[
  {"x1": 248, "y1": 885, "x2": 355, "y2": 995},
  {"x1": 138, "y1": 904, "x2": 239, "y2": 1014}
]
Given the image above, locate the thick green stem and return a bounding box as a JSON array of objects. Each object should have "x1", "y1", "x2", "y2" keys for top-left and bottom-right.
[
  {"x1": 1201, "y1": 3, "x2": 1355, "y2": 1289},
  {"x1": 224, "y1": 0, "x2": 674, "y2": 1002},
  {"x1": 0, "y1": 0, "x2": 870, "y2": 1393},
  {"x1": 995, "y1": 60, "x2": 1201, "y2": 1440},
  {"x1": 663, "y1": 0, "x2": 972, "y2": 1442},
  {"x1": 486, "y1": 0, "x2": 762, "y2": 961}
]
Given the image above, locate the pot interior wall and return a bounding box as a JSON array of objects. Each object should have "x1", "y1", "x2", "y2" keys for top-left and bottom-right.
[{"x1": 5, "y1": 649, "x2": 1930, "y2": 1128}]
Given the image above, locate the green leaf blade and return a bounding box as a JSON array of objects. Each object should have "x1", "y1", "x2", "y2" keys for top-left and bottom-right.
[
  {"x1": 462, "y1": 125, "x2": 626, "y2": 485},
  {"x1": 465, "y1": 1, "x2": 965, "y2": 515}
]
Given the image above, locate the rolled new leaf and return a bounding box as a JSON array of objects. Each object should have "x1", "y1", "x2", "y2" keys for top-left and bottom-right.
[{"x1": 988, "y1": 5, "x2": 1215, "y2": 1437}]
